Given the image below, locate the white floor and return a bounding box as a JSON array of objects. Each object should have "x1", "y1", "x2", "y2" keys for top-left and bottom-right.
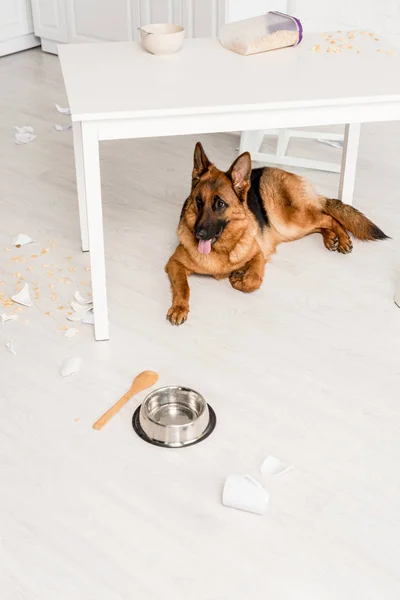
[{"x1": 1, "y1": 48, "x2": 400, "y2": 600}]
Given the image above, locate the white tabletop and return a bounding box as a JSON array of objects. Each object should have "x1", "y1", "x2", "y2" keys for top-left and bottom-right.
[{"x1": 58, "y1": 34, "x2": 400, "y2": 122}]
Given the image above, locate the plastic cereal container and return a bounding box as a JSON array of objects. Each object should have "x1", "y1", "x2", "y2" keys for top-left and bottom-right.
[{"x1": 219, "y1": 11, "x2": 303, "y2": 56}]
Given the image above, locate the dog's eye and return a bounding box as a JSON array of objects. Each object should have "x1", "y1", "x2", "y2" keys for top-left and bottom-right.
[
  {"x1": 215, "y1": 198, "x2": 227, "y2": 210},
  {"x1": 196, "y1": 196, "x2": 203, "y2": 209}
]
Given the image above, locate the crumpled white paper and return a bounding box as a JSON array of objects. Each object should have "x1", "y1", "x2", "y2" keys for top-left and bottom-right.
[
  {"x1": 54, "y1": 124, "x2": 72, "y2": 132},
  {"x1": 5, "y1": 339, "x2": 17, "y2": 355},
  {"x1": 0, "y1": 314, "x2": 18, "y2": 323},
  {"x1": 12, "y1": 233, "x2": 35, "y2": 247},
  {"x1": 14, "y1": 126, "x2": 36, "y2": 144},
  {"x1": 222, "y1": 474, "x2": 269, "y2": 515},
  {"x1": 11, "y1": 283, "x2": 32, "y2": 307},
  {"x1": 60, "y1": 356, "x2": 82, "y2": 377},
  {"x1": 65, "y1": 328, "x2": 79, "y2": 339},
  {"x1": 259, "y1": 455, "x2": 293, "y2": 477},
  {"x1": 55, "y1": 103, "x2": 71, "y2": 115}
]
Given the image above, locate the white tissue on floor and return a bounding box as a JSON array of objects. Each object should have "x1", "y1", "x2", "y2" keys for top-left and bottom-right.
[
  {"x1": 54, "y1": 124, "x2": 72, "y2": 131},
  {"x1": 259, "y1": 455, "x2": 293, "y2": 477},
  {"x1": 60, "y1": 356, "x2": 82, "y2": 377},
  {"x1": 222, "y1": 474, "x2": 269, "y2": 515},
  {"x1": 13, "y1": 233, "x2": 35, "y2": 246},
  {"x1": 65, "y1": 328, "x2": 79, "y2": 339},
  {"x1": 1, "y1": 314, "x2": 18, "y2": 323},
  {"x1": 55, "y1": 103, "x2": 71, "y2": 115},
  {"x1": 11, "y1": 283, "x2": 32, "y2": 307},
  {"x1": 5, "y1": 339, "x2": 17, "y2": 355},
  {"x1": 14, "y1": 126, "x2": 36, "y2": 144}
]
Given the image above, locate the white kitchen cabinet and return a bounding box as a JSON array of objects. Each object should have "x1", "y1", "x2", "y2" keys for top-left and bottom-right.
[
  {"x1": 30, "y1": 0, "x2": 68, "y2": 52},
  {"x1": 0, "y1": 0, "x2": 40, "y2": 56},
  {"x1": 31, "y1": 0, "x2": 227, "y2": 54}
]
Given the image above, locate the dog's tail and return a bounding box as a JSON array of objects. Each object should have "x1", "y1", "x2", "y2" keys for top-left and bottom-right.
[{"x1": 323, "y1": 198, "x2": 389, "y2": 241}]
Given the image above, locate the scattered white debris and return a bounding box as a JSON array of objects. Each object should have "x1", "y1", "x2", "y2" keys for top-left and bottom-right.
[
  {"x1": 71, "y1": 301, "x2": 92, "y2": 313},
  {"x1": 222, "y1": 474, "x2": 269, "y2": 515},
  {"x1": 0, "y1": 314, "x2": 18, "y2": 323},
  {"x1": 82, "y1": 311, "x2": 94, "y2": 325},
  {"x1": 259, "y1": 455, "x2": 293, "y2": 477},
  {"x1": 5, "y1": 339, "x2": 17, "y2": 355},
  {"x1": 74, "y1": 290, "x2": 92, "y2": 305},
  {"x1": 60, "y1": 356, "x2": 82, "y2": 377},
  {"x1": 11, "y1": 283, "x2": 32, "y2": 307},
  {"x1": 54, "y1": 124, "x2": 72, "y2": 132},
  {"x1": 317, "y1": 138, "x2": 343, "y2": 149},
  {"x1": 55, "y1": 103, "x2": 71, "y2": 115},
  {"x1": 65, "y1": 328, "x2": 79, "y2": 339},
  {"x1": 67, "y1": 311, "x2": 85, "y2": 322},
  {"x1": 14, "y1": 126, "x2": 36, "y2": 145},
  {"x1": 12, "y1": 233, "x2": 36, "y2": 247}
]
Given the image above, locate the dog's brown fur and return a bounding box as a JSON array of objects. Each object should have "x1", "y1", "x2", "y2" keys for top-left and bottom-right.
[{"x1": 165, "y1": 142, "x2": 388, "y2": 325}]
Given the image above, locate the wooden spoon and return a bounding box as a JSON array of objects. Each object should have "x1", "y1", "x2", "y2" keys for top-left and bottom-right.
[{"x1": 93, "y1": 370, "x2": 159, "y2": 431}]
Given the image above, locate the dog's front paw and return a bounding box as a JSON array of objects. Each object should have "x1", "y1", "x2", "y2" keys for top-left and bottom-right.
[
  {"x1": 167, "y1": 304, "x2": 189, "y2": 326},
  {"x1": 230, "y1": 271, "x2": 262, "y2": 293}
]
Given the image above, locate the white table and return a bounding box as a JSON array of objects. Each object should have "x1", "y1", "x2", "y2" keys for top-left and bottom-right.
[{"x1": 58, "y1": 35, "x2": 400, "y2": 341}]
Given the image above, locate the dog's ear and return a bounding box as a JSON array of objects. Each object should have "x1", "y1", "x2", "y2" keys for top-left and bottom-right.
[
  {"x1": 192, "y1": 142, "x2": 211, "y2": 182},
  {"x1": 226, "y1": 152, "x2": 252, "y2": 200}
]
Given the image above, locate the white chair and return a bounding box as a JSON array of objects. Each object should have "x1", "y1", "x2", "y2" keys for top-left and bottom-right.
[
  {"x1": 239, "y1": 125, "x2": 361, "y2": 206},
  {"x1": 239, "y1": 128, "x2": 344, "y2": 173}
]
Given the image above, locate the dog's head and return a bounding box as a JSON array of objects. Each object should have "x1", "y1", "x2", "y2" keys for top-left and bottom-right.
[{"x1": 181, "y1": 142, "x2": 252, "y2": 254}]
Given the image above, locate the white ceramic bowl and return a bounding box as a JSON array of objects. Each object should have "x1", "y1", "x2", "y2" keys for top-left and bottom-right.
[{"x1": 140, "y1": 23, "x2": 185, "y2": 55}]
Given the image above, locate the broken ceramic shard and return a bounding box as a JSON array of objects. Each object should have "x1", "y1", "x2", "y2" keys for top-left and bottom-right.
[
  {"x1": 5, "y1": 339, "x2": 17, "y2": 355},
  {"x1": 74, "y1": 290, "x2": 92, "y2": 305},
  {"x1": 0, "y1": 313, "x2": 18, "y2": 323},
  {"x1": 65, "y1": 328, "x2": 79, "y2": 339},
  {"x1": 82, "y1": 311, "x2": 94, "y2": 325},
  {"x1": 317, "y1": 138, "x2": 343, "y2": 149},
  {"x1": 11, "y1": 283, "x2": 32, "y2": 307},
  {"x1": 14, "y1": 126, "x2": 36, "y2": 144},
  {"x1": 12, "y1": 233, "x2": 36, "y2": 247},
  {"x1": 54, "y1": 124, "x2": 72, "y2": 131},
  {"x1": 55, "y1": 103, "x2": 71, "y2": 115},
  {"x1": 71, "y1": 300, "x2": 92, "y2": 313},
  {"x1": 259, "y1": 455, "x2": 293, "y2": 477},
  {"x1": 222, "y1": 474, "x2": 269, "y2": 515},
  {"x1": 60, "y1": 356, "x2": 82, "y2": 377},
  {"x1": 67, "y1": 311, "x2": 85, "y2": 322}
]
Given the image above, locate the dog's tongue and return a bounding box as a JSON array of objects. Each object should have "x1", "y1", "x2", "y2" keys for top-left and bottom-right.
[{"x1": 198, "y1": 239, "x2": 212, "y2": 255}]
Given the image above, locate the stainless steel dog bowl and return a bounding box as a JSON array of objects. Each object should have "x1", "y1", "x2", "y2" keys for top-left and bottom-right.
[{"x1": 132, "y1": 386, "x2": 216, "y2": 448}]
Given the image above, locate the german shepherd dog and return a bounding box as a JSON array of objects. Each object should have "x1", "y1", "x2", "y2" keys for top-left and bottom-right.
[{"x1": 165, "y1": 142, "x2": 387, "y2": 325}]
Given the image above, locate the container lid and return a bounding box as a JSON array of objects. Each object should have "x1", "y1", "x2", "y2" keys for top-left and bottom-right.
[{"x1": 268, "y1": 11, "x2": 303, "y2": 45}]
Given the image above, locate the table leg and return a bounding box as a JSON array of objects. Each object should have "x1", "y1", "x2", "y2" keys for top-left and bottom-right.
[
  {"x1": 81, "y1": 122, "x2": 109, "y2": 341},
  {"x1": 72, "y1": 122, "x2": 89, "y2": 252},
  {"x1": 338, "y1": 123, "x2": 361, "y2": 206}
]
